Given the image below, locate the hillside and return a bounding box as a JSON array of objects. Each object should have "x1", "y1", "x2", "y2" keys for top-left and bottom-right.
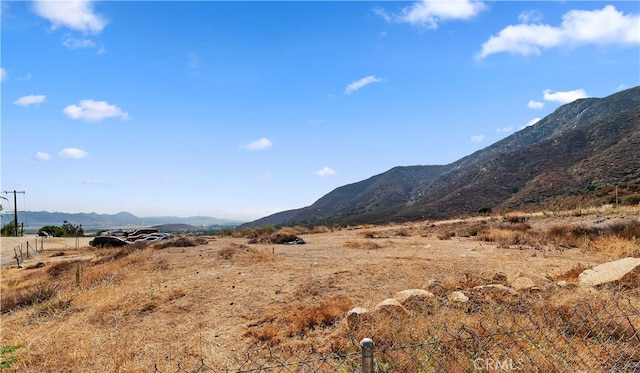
[{"x1": 245, "y1": 86, "x2": 640, "y2": 227}]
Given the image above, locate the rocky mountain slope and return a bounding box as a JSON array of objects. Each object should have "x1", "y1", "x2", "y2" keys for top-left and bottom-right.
[{"x1": 245, "y1": 86, "x2": 640, "y2": 227}]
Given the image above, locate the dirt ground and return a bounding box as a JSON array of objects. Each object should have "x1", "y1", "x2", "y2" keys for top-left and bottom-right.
[
  {"x1": 1, "y1": 209, "x2": 638, "y2": 371},
  {"x1": 1, "y1": 236, "x2": 93, "y2": 269}
]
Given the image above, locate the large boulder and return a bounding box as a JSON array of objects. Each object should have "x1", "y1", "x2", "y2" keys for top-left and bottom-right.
[
  {"x1": 374, "y1": 298, "x2": 409, "y2": 315},
  {"x1": 394, "y1": 289, "x2": 435, "y2": 312},
  {"x1": 578, "y1": 257, "x2": 640, "y2": 288},
  {"x1": 346, "y1": 307, "x2": 373, "y2": 330}
]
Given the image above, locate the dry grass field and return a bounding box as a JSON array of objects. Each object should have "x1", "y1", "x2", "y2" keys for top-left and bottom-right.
[{"x1": 1, "y1": 206, "x2": 639, "y2": 371}]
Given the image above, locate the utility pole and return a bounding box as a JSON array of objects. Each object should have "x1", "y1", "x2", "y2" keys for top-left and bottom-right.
[{"x1": 3, "y1": 190, "x2": 25, "y2": 237}]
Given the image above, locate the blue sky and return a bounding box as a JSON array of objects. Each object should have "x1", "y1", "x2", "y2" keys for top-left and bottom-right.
[{"x1": 1, "y1": 1, "x2": 639, "y2": 222}]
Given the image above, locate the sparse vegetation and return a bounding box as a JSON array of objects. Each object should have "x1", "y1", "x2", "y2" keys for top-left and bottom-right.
[{"x1": 1, "y1": 207, "x2": 639, "y2": 371}]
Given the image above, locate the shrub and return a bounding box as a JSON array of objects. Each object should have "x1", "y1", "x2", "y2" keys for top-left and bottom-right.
[
  {"x1": 154, "y1": 236, "x2": 206, "y2": 249},
  {"x1": 477, "y1": 206, "x2": 492, "y2": 214},
  {"x1": 1, "y1": 283, "x2": 59, "y2": 313},
  {"x1": 622, "y1": 195, "x2": 640, "y2": 205}
]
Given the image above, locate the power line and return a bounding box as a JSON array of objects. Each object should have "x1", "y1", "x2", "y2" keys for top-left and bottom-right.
[{"x1": 3, "y1": 190, "x2": 25, "y2": 237}]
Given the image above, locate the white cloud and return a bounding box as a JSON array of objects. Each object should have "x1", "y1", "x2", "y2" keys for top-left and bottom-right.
[
  {"x1": 14, "y1": 94, "x2": 46, "y2": 107},
  {"x1": 0, "y1": 68, "x2": 6, "y2": 81},
  {"x1": 528, "y1": 100, "x2": 544, "y2": 109},
  {"x1": 242, "y1": 138, "x2": 273, "y2": 151},
  {"x1": 33, "y1": 0, "x2": 108, "y2": 34},
  {"x1": 524, "y1": 117, "x2": 541, "y2": 128},
  {"x1": 345, "y1": 75, "x2": 382, "y2": 95},
  {"x1": 313, "y1": 166, "x2": 336, "y2": 177},
  {"x1": 470, "y1": 135, "x2": 484, "y2": 143},
  {"x1": 34, "y1": 152, "x2": 51, "y2": 161},
  {"x1": 477, "y1": 5, "x2": 640, "y2": 59},
  {"x1": 543, "y1": 89, "x2": 588, "y2": 104},
  {"x1": 496, "y1": 126, "x2": 513, "y2": 133},
  {"x1": 59, "y1": 148, "x2": 88, "y2": 159},
  {"x1": 377, "y1": 0, "x2": 486, "y2": 28},
  {"x1": 63, "y1": 99, "x2": 130, "y2": 121}
]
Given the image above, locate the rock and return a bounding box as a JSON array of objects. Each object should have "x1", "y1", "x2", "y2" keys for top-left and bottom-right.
[
  {"x1": 374, "y1": 298, "x2": 408, "y2": 315},
  {"x1": 512, "y1": 277, "x2": 536, "y2": 291},
  {"x1": 578, "y1": 257, "x2": 640, "y2": 287},
  {"x1": 447, "y1": 291, "x2": 469, "y2": 303},
  {"x1": 479, "y1": 270, "x2": 508, "y2": 285},
  {"x1": 394, "y1": 289, "x2": 435, "y2": 311},
  {"x1": 516, "y1": 272, "x2": 553, "y2": 290},
  {"x1": 346, "y1": 307, "x2": 373, "y2": 330}
]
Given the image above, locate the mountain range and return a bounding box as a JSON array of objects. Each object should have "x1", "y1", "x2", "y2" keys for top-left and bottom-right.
[
  {"x1": 244, "y1": 86, "x2": 640, "y2": 228},
  {"x1": 4, "y1": 211, "x2": 241, "y2": 231}
]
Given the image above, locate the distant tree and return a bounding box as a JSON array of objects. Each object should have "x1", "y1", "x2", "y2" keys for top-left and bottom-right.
[
  {"x1": 38, "y1": 221, "x2": 84, "y2": 237},
  {"x1": 1, "y1": 221, "x2": 22, "y2": 237}
]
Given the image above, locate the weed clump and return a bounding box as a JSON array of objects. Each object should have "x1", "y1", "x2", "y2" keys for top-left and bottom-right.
[
  {"x1": 154, "y1": 236, "x2": 207, "y2": 249},
  {"x1": 1, "y1": 283, "x2": 59, "y2": 314}
]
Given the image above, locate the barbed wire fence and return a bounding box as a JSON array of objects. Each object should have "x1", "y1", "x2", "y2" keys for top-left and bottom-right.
[{"x1": 154, "y1": 296, "x2": 640, "y2": 373}]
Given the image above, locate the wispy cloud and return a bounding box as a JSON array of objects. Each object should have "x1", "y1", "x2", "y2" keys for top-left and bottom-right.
[
  {"x1": 543, "y1": 89, "x2": 588, "y2": 104},
  {"x1": 528, "y1": 100, "x2": 544, "y2": 109},
  {"x1": 63, "y1": 99, "x2": 130, "y2": 121},
  {"x1": 62, "y1": 34, "x2": 105, "y2": 53},
  {"x1": 33, "y1": 0, "x2": 108, "y2": 34},
  {"x1": 187, "y1": 52, "x2": 201, "y2": 75},
  {"x1": 376, "y1": 0, "x2": 486, "y2": 28},
  {"x1": 313, "y1": 166, "x2": 336, "y2": 177},
  {"x1": 63, "y1": 35, "x2": 95, "y2": 49},
  {"x1": 517, "y1": 10, "x2": 543, "y2": 24},
  {"x1": 470, "y1": 135, "x2": 484, "y2": 143},
  {"x1": 496, "y1": 126, "x2": 513, "y2": 133},
  {"x1": 0, "y1": 67, "x2": 6, "y2": 81},
  {"x1": 477, "y1": 5, "x2": 640, "y2": 59},
  {"x1": 617, "y1": 84, "x2": 629, "y2": 91},
  {"x1": 187, "y1": 52, "x2": 200, "y2": 69},
  {"x1": 345, "y1": 75, "x2": 382, "y2": 95},
  {"x1": 14, "y1": 94, "x2": 46, "y2": 107},
  {"x1": 34, "y1": 152, "x2": 51, "y2": 161},
  {"x1": 59, "y1": 148, "x2": 88, "y2": 159},
  {"x1": 242, "y1": 138, "x2": 273, "y2": 151}
]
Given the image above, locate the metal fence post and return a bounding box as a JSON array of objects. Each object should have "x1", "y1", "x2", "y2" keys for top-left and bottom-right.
[{"x1": 361, "y1": 338, "x2": 374, "y2": 373}]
